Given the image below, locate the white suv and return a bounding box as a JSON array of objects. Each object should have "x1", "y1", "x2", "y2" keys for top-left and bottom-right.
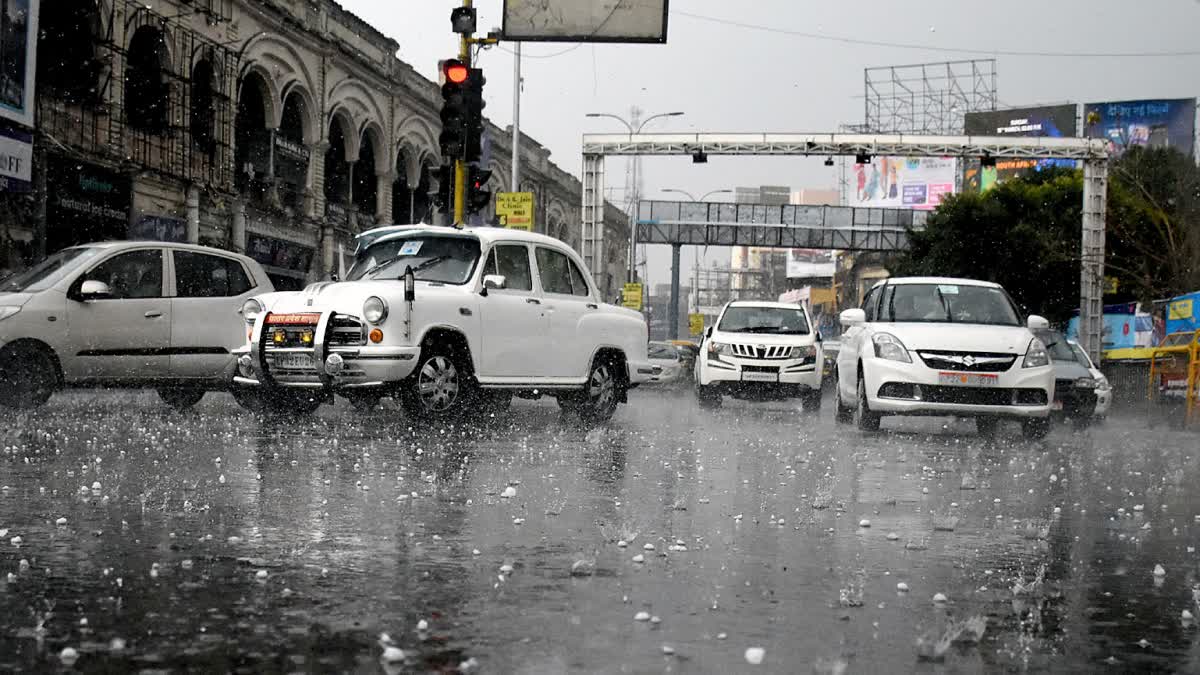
[
  {"x1": 834, "y1": 277, "x2": 1055, "y2": 438},
  {"x1": 231, "y1": 225, "x2": 654, "y2": 421},
  {"x1": 0, "y1": 241, "x2": 273, "y2": 409},
  {"x1": 695, "y1": 301, "x2": 824, "y2": 410}
]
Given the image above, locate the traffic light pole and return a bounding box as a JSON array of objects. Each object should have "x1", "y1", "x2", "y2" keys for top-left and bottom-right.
[{"x1": 453, "y1": 0, "x2": 472, "y2": 227}]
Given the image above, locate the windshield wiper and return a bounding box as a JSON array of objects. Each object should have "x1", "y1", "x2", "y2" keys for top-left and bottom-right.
[
  {"x1": 935, "y1": 287, "x2": 953, "y2": 322},
  {"x1": 407, "y1": 255, "x2": 452, "y2": 276},
  {"x1": 357, "y1": 253, "x2": 410, "y2": 279}
]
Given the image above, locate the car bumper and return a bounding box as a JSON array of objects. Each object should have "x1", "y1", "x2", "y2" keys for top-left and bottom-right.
[
  {"x1": 627, "y1": 360, "x2": 660, "y2": 386},
  {"x1": 863, "y1": 356, "x2": 1053, "y2": 419},
  {"x1": 1094, "y1": 389, "x2": 1112, "y2": 416},
  {"x1": 698, "y1": 355, "x2": 822, "y2": 390}
]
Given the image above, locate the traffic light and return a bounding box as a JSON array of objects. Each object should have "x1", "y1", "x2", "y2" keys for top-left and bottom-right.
[
  {"x1": 463, "y1": 68, "x2": 486, "y2": 162},
  {"x1": 433, "y1": 164, "x2": 453, "y2": 211},
  {"x1": 466, "y1": 165, "x2": 492, "y2": 214},
  {"x1": 438, "y1": 59, "x2": 469, "y2": 161}
]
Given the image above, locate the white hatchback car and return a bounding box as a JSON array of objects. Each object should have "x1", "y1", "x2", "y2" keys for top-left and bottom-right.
[
  {"x1": 834, "y1": 277, "x2": 1055, "y2": 438},
  {"x1": 0, "y1": 241, "x2": 272, "y2": 409},
  {"x1": 232, "y1": 225, "x2": 654, "y2": 422},
  {"x1": 695, "y1": 301, "x2": 823, "y2": 411}
]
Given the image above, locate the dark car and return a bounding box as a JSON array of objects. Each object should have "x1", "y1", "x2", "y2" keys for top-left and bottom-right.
[{"x1": 1035, "y1": 330, "x2": 1099, "y2": 428}]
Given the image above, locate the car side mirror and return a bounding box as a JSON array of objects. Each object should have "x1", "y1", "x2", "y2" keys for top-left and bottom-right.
[
  {"x1": 840, "y1": 308, "x2": 866, "y2": 327},
  {"x1": 704, "y1": 326, "x2": 713, "y2": 339},
  {"x1": 79, "y1": 280, "x2": 112, "y2": 300},
  {"x1": 816, "y1": 331, "x2": 823, "y2": 343},
  {"x1": 1027, "y1": 314, "x2": 1050, "y2": 331},
  {"x1": 483, "y1": 274, "x2": 507, "y2": 291}
]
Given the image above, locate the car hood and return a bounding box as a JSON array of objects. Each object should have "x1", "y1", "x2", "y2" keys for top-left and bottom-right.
[
  {"x1": 1051, "y1": 361, "x2": 1093, "y2": 380},
  {"x1": 258, "y1": 280, "x2": 464, "y2": 315},
  {"x1": 881, "y1": 323, "x2": 1032, "y2": 354},
  {"x1": 711, "y1": 331, "x2": 816, "y2": 345},
  {"x1": 0, "y1": 292, "x2": 33, "y2": 307}
]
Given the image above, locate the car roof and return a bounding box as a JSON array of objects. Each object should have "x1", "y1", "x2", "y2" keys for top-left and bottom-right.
[
  {"x1": 871, "y1": 276, "x2": 1002, "y2": 289},
  {"x1": 725, "y1": 300, "x2": 809, "y2": 311},
  {"x1": 65, "y1": 240, "x2": 256, "y2": 260},
  {"x1": 358, "y1": 224, "x2": 573, "y2": 252}
]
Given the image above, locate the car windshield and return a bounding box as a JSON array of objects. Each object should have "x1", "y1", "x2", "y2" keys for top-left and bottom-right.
[
  {"x1": 648, "y1": 343, "x2": 680, "y2": 360},
  {"x1": 346, "y1": 236, "x2": 481, "y2": 285},
  {"x1": 0, "y1": 247, "x2": 101, "y2": 293},
  {"x1": 1036, "y1": 331, "x2": 1081, "y2": 362},
  {"x1": 718, "y1": 306, "x2": 810, "y2": 334},
  {"x1": 879, "y1": 283, "x2": 1020, "y2": 325},
  {"x1": 1069, "y1": 342, "x2": 1095, "y2": 368}
]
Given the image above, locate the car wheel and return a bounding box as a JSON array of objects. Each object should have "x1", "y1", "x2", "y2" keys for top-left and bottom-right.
[
  {"x1": 696, "y1": 383, "x2": 722, "y2": 409},
  {"x1": 975, "y1": 416, "x2": 1000, "y2": 438},
  {"x1": 854, "y1": 376, "x2": 881, "y2": 432},
  {"x1": 345, "y1": 392, "x2": 382, "y2": 413},
  {"x1": 157, "y1": 387, "x2": 206, "y2": 411},
  {"x1": 578, "y1": 357, "x2": 622, "y2": 423},
  {"x1": 401, "y1": 349, "x2": 470, "y2": 421},
  {"x1": 0, "y1": 343, "x2": 57, "y2": 409},
  {"x1": 1022, "y1": 418, "x2": 1051, "y2": 440},
  {"x1": 834, "y1": 379, "x2": 853, "y2": 424},
  {"x1": 801, "y1": 389, "x2": 822, "y2": 413}
]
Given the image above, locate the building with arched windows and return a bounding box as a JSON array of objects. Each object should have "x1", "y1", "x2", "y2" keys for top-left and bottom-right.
[{"x1": 0, "y1": 0, "x2": 630, "y2": 299}]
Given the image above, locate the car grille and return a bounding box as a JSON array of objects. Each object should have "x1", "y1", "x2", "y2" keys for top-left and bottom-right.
[
  {"x1": 730, "y1": 344, "x2": 792, "y2": 360},
  {"x1": 878, "y1": 382, "x2": 1047, "y2": 406},
  {"x1": 918, "y1": 350, "x2": 1016, "y2": 373},
  {"x1": 329, "y1": 315, "x2": 366, "y2": 346}
]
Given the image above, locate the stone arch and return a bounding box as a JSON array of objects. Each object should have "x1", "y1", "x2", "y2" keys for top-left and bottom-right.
[
  {"x1": 280, "y1": 81, "x2": 318, "y2": 145},
  {"x1": 353, "y1": 124, "x2": 385, "y2": 214},
  {"x1": 37, "y1": 0, "x2": 105, "y2": 105},
  {"x1": 327, "y1": 79, "x2": 388, "y2": 153},
  {"x1": 125, "y1": 23, "x2": 172, "y2": 131},
  {"x1": 239, "y1": 33, "x2": 319, "y2": 129},
  {"x1": 324, "y1": 109, "x2": 357, "y2": 206},
  {"x1": 547, "y1": 199, "x2": 571, "y2": 242},
  {"x1": 394, "y1": 114, "x2": 438, "y2": 177},
  {"x1": 327, "y1": 107, "x2": 358, "y2": 160},
  {"x1": 237, "y1": 63, "x2": 280, "y2": 129}
]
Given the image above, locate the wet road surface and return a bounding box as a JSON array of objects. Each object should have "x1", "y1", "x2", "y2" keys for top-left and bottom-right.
[{"x1": 2, "y1": 388, "x2": 1200, "y2": 672}]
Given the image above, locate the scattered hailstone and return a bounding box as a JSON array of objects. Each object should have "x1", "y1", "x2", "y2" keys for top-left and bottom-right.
[
  {"x1": 859, "y1": 519, "x2": 871, "y2": 528},
  {"x1": 717, "y1": 632, "x2": 728, "y2": 640},
  {"x1": 897, "y1": 582, "x2": 910, "y2": 592},
  {"x1": 1183, "y1": 609, "x2": 1195, "y2": 621},
  {"x1": 60, "y1": 647, "x2": 79, "y2": 665},
  {"x1": 744, "y1": 647, "x2": 766, "y2": 665},
  {"x1": 634, "y1": 611, "x2": 651, "y2": 622},
  {"x1": 91, "y1": 481, "x2": 101, "y2": 490},
  {"x1": 1154, "y1": 564, "x2": 1167, "y2": 577},
  {"x1": 643, "y1": 543, "x2": 656, "y2": 551},
  {"x1": 632, "y1": 554, "x2": 645, "y2": 563},
  {"x1": 472, "y1": 549, "x2": 481, "y2": 556},
  {"x1": 10, "y1": 536, "x2": 22, "y2": 545},
  {"x1": 501, "y1": 486, "x2": 517, "y2": 498},
  {"x1": 499, "y1": 564, "x2": 514, "y2": 575},
  {"x1": 886, "y1": 532, "x2": 899, "y2": 541},
  {"x1": 932, "y1": 592, "x2": 948, "y2": 604},
  {"x1": 255, "y1": 570, "x2": 268, "y2": 580},
  {"x1": 617, "y1": 540, "x2": 628, "y2": 548},
  {"x1": 416, "y1": 619, "x2": 429, "y2": 631},
  {"x1": 512, "y1": 518, "x2": 525, "y2": 525},
  {"x1": 55, "y1": 517, "x2": 67, "y2": 526},
  {"x1": 662, "y1": 645, "x2": 675, "y2": 655},
  {"x1": 381, "y1": 646, "x2": 406, "y2": 663}
]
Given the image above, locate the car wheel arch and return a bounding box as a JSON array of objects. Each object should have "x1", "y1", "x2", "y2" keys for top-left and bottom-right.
[
  {"x1": 589, "y1": 347, "x2": 629, "y2": 402},
  {"x1": 417, "y1": 326, "x2": 477, "y2": 376},
  {"x1": 1, "y1": 338, "x2": 65, "y2": 386}
]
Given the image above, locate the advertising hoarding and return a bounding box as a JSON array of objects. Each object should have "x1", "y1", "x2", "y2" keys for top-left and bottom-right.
[
  {"x1": 496, "y1": 192, "x2": 535, "y2": 231},
  {"x1": 1084, "y1": 98, "x2": 1196, "y2": 158},
  {"x1": 0, "y1": 0, "x2": 38, "y2": 127},
  {"x1": 963, "y1": 105, "x2": 1079, "y2": 191},
  {"x1": 502, "y1": 0, "x2": 668, "y2": 43},
  {"x1": 853, "y1": 157, "x2": 956, "y2": 210},
  {"x1": 786, "y1": 249, "x2": 835, "y2": 279}
]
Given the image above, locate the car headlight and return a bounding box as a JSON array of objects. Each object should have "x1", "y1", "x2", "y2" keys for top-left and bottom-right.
[
  {"x1": 363, "y1": 296, "x2": 388, "y2": 324},
  {"x1": 1022, "y1": 338, "x2": 1050, "y2": 368},
  {"x1": 872, "y1": 333, "x2": 911, "y2": 363},
  {"x1": 1096, "y1": 377, "x2": 1112, "y2": 392},
  {"x1": 240, "y1": 298, "x2": 262, "y2": 325},
  {"x1": 0, "y1": 306, "x2": 19, "y2": 322},
  {"x1": 789, "y1": 345, "x2": 817, "y2": 359},
  {"x1": 1075, "y1": 377, "x2": 1097, "y2": 389},
  {"x1": 708, "y1": 341, "x2": 730, "y2": 357}
]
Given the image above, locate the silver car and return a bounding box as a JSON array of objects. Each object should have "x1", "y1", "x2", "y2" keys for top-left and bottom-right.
[{"x1": 0, "y1": 241, "x2": 273, "y2": 409}]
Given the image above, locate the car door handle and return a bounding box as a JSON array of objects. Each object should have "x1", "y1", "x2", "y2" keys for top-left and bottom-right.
[
  {"x1": 586, "y1": 303, "x2": 598, "y2": 309},
  {"x1": 144, "y1": 310, "x2": 163, "y2": 318},
  {"x1": 526, "y1": 298, "x2": 541, "y2": 305}
]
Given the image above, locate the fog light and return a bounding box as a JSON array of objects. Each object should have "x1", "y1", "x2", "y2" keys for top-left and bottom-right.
[
  {"x1": 325, "y1": 353, "x2": 344, "y2": 375},
  {"x1": 300, "y1": 329, "x2": 314, "y2": 344},
  {"x1": 238, "y1": 355, "x2": 253, "y2": 378},
  {"x1": 369, "y1": 328, "x2": 384, "y2": 343},
  {"x1": 272, "y1": 329, "x2": 286, "y2": 344}
]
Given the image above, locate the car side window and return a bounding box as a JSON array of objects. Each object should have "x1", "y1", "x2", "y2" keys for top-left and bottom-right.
[
  {"x1": 535, "y1": 247, "x2": 573, "y2": 295},
  {"x1": 567, "y1": 258, "x2": 591, "y2": 297},
  {"x1": 862, "y1": 288, "x2": 879, "y2": 321},
  {"x1": 877, "y1": 285, "x2": 895, "y2": 322},
  {"x1": 483, "y1": 244, "x2": 533, "y2": 292},
  {"x1": 174, "y1": 251, "x2": 252, "y2": 298},
  {"x1": 80, "y1": 249, "x2": 163, "y2": 299}
]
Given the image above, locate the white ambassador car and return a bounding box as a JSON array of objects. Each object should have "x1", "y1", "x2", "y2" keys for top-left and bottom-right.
[
  {"x1": 695, "y1": 301, "x2": 823, "y2": 411},
  {"x1": 834, "y1": 277, "x2": 1055, "y2": 438},
  {"x1": 0, "y1": 241, "x2": 272, "y2": 410},
  {"x1": 231, "y1": 225, "x2": 654, "y2": 422}
]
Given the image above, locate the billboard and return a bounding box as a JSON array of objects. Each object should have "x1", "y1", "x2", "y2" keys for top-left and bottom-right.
[
  {"x1": 502, "y1": 0, "x2": 669, "y2": 43},
  {"x1": 0, "y1": 0, "x2": 38, "y2": 127},
  {"x1": 786, "y1": 249, "x2": 835, "y2": 279},
  {"x1": 853, "y1": 157, "x2": 956, "y2": 210},
  {"x1": 963, "y1": 105, "x2": 1079, "y2": 191},
  {"x1": 1084, "y1": 98, "x2": 1196, "y2": 158}
]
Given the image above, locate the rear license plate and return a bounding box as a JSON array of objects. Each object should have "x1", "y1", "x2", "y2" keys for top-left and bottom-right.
[
  {"x1": 742, "y1": 371, "x2": 778, "y2": 383},
  {"x1": 273, "y1": 353, "x2": 314, "y2": 370},
  {"x1": 937, "y1": 372, "x2": 998, "y2": 386}
]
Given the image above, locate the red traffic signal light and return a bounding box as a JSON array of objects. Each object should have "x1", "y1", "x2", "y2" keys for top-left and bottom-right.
[{"x1": 441, "y1": 59, "x2": 469, "y2": 85}]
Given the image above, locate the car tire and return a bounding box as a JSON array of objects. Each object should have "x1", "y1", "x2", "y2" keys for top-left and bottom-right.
[
  {"x1": 975, "y1": 416, "x2": 1000, "y2": 438},
  {"x1": 1022, "y1": 418, "x2": 1051, "y2": 440},
  {"x1": 854, "y1": 376, "x2": 881, "y2": 432},
  {"x1": 696, "y1": 384, "x2": 722, "y2": 409},
  {"x1": 157, "y1": 387, "x2": 206, "y2": 411},
  {"x1": 834, "y1": 379, "x2": 854, "y2": 424},
  {"x1": 345, "y1": 392, "x2": 382, "y2": 413},
  {"x1": 0, "y1": 342, "x2": 57, "y2": 409},
  {"x1": 801, "y1": 389, "x2": 822, "y2": 413},
  {"x1": 578, "y1": 357, "x2": 623, "y2": 423},
  {"x1": 401, "y1": 348, "x2": 471, "y2": 421}
]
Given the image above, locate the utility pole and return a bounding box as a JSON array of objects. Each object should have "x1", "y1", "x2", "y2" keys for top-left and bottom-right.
[
  {"x1": 510, "y1": 43, "x2": 520, "y2": 192},
  {"x1": 452, "y1": 1, "x2": 471, "y2": 226}
]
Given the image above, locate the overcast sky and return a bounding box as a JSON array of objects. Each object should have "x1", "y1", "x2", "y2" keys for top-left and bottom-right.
[{"x1": 342, "y1": 0, "x2": 1200, "y2": 288}]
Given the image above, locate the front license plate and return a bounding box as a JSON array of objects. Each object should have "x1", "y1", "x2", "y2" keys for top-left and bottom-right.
[
  {"x1": 742, "y1": 371, "x2": 778, "y2": 383},
  {"x1": 937, "y1": 371, "x2": 998, "y2": 386},
  {"x1": 273, "y1": 353, "x2": 314, "y2": 370}
]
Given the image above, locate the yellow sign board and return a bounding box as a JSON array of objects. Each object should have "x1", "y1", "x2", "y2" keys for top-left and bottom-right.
[
  {"x1": 622, "y1": 282, "x2": 643, "y2": 311},
  {"x1": 1170, "y1": 299, "x2": 1194, "y2": 320},
  {"x1": 496, "y1": 192, "x2": 534, "y2": 231},
  {"x1": 1103, "y1": 276, "x2": 1120, "y2": 295},
  {"x1": 689, "y1": 313, "x2": 704, "y2": 336}
]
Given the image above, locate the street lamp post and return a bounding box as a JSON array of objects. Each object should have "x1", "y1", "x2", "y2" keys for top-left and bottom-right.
[
  {"x1": 658, "y1": 188, "x2": 732, "y2": 340},
  {"x1": 584, "y1": 111, "x2": 684, "y2": 287}
]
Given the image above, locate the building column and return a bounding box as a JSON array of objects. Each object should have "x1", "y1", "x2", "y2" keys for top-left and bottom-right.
[
  {"x1": 230, "y1": 198, "x2": 247, "y2": 253},
  {"x1": 185, "y1": 185, "x2": 201, "y2": 244},
  {"x1": 376, "y1": 170, "x2": 395, "y2": 224},
  {"x1": 307, "y1": 141, "x2": 328, "y2": 220}
]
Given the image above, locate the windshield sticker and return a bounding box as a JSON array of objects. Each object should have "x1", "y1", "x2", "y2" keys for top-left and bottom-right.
[
  {"x1": 937, "y1": 285, "x2": 960, "y2": 295},
  {"x1": 399, "y1": 241, "x2": 423, "y2": 256}
]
